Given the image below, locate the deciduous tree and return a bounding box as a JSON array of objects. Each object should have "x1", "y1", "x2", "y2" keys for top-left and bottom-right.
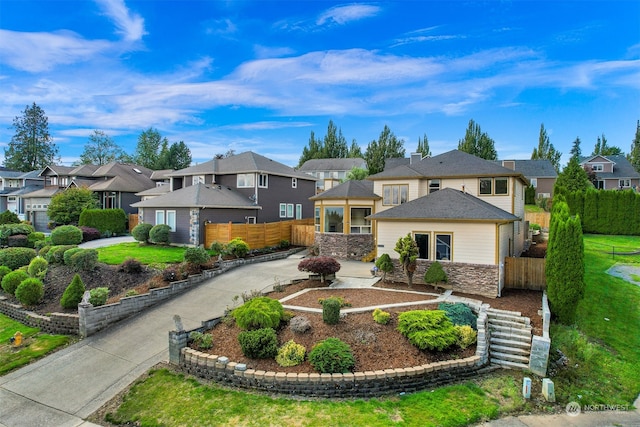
[
  {"x1": 416, "y1": 133, "x2": 431, "y2": 157},
  {"x1": 47, "y1": 187, "x2": 99, "y2": 226},
  {"x1": 531, "y1": 124, "x2": 561, "y2": 172},
  {"x1": 592, "y1": 133, "x2": 622, "y2": 156},
  {"x1": 365, "y1": 125, "x2": 406, "y2": 174},
  {"x1": 134, "y1": 128, "x2": 166, "y2": 169},
  {"x1": 79, "y1": 130, "x2": 128, "y2": 165},
  {"x1": 628, "y1": 120, "x2": 640, "y2": 173},
  {"x1": 457, "y1": 119, "x2": 497, "y2": 160},
  {"x1": 4, "y1": 103, "x2": 59, "y2": 171}
]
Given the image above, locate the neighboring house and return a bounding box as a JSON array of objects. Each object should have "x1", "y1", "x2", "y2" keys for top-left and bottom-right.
[
  {"x1": 0, "y1": 170, "x2": 44, "y2": 218},
  {"x1": 132, "y1": 151, "x2": 316, "y2": 245},
  {"x1": 136, "y1": 169, "x2": 173, "y2": 201},
  {"x1": 579, "y1": 155, "x2": 640, "y2": 190},
  {"x1": 500, "y1": 159, "x2": 558, "y2": 199},
  {"x1": 298, "y1": 158, "x2": 367, "y2": 193},
  {"x1": 311, "y1": 150, "x2": 529, "y2": 297}
]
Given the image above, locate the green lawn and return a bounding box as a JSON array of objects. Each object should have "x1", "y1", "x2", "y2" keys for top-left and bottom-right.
[
  {"x1": 97, "y1": 242, "x2": 188, "y2": 265},
  {"x1": 0, "y1": 314, "x2": 71, "y2": 375},
  {"x1": 525, "y1": 204, "x2": 545, "y2": 213}
]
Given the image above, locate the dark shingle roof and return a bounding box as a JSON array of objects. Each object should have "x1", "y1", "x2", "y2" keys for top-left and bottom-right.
[
  {"x1": 368, "y1": 188, "x2": 519, "y2": 222},
  {"x1": 580, "y1": 155, "x2": 640, "y2": 179},
  {"x1": 310, "y1": 180, "x2": 380, "y2": 200},
  {"x1": 500, "y1": 160, "x2": 558, "y2": 178},
  {"x1": 131, "y1": 183, "x2": 260, "y2": 209},
  {"x1": 298, "y1": 158, "x2": 366, "y2": 172}
]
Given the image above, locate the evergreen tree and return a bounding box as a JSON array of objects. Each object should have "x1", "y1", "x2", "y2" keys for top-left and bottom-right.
[
  {"x1": 4, "y1": 103, "x2": 59, "y2": 171},
  {"x1": 322, "y1": 120, "x2": 349, "y2": 158},
  {"x1": 569, "y1": 136, "x2": 582, "y2": 161},
  {"x1": 457, "y1": 119, "x2": 497, "y2": 160},
  {"x1": 79, "y1": 130, "x2": 128, "y2": 166},
  {"x1": 298, "y1": 131, "x2": 323, "y2": 167},
  {"x1": 416, "y1": 133, "x2": 432, "y2": 157},
  {"x1": 365, "y1": 125, "x2": 406, "y2": 174},
  {"x1": 393, "y1": 234, "x2": 419, "y2": 288},
  {"x1": 348, "y1": 140, "x2": 363, "y2": 158},
  {"x1": 593, "y1": 133, "x2": 622, "y2": 156},
  {"x1": 531, "y1": 123, "x2": 562, "y2": 172},
  {"x1": 167, "y1": 141, "x2": 192, "y2": 169},
  {"x1": 554, "y1": 156, "x2": 592, "y2": 195},
  {"x1": 627, "y1": 120, "x2": 640, "y2": 173}
]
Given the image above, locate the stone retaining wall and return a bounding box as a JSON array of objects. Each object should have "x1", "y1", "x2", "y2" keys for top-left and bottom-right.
[
  {"x1": 528, "y1": 291, "x2": 551, "y2": 376},
  {"x1": 315, "y1": 233, "x2": 374, "y2": 260},
  {"x1": 385, "y1": 259, "x2": 500, "y2": 298},
  {"x1": 0, "y1": 296, "x2": 79, "y2": 335}
]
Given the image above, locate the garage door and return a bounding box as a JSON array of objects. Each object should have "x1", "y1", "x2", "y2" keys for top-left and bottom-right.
[{"x1": 32, "y1": 212, "x2": 50, "y2": 233}]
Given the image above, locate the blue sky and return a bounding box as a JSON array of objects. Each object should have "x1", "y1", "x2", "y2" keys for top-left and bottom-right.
[{"x1": 1, "y1": 1, "x2": 639, "y2": 168}]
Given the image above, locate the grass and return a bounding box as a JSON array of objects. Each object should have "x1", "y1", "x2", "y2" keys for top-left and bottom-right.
[
  {"x1": 104, "y1": 368, "x2": 530, "y2": 427},
  {"x1": 0, "y1": 314, "x2": 71, "y2": 375},
  {"x1": 525, "y1": 204, "x2": 546, "y2": 213},
  {"x1": 97, "y1": 242, "x2": 188, "y2": 265}
]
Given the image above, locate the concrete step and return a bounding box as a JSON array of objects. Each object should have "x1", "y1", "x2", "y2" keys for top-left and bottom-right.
[
  {"x1": 490, "y1": 351, "x2": 530, "y2": 364},
  {"x1": 488, "y1": 318, "x2": 531, "y2": 329},
  {"x1": 491, "y1": 358, "x2": 530, "y2": 370},
  {"x1": 490, "y1": 336, "x2": 532, "y2": 349},
  {"x1": 487, "y1": 308, "x2": 522, "y2": 317},
  {"x1": 487, "y1": 313, "x2": 531, "y2": 325},
  {"x1": 490, "y1": 344, "x2": 531, "y2": 356},
  {"x1": 489, "y1": 326, "x2": 532, "y2": 339}
]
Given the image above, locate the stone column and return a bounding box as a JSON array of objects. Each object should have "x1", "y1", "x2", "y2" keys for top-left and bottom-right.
[{"x1": 189, "y1": 208, "x2": 200, "y2": 246}]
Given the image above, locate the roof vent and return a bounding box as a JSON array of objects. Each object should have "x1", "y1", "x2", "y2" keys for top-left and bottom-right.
[{"x1": 133, "y1": 168, "x2": 142, "y2": 174}]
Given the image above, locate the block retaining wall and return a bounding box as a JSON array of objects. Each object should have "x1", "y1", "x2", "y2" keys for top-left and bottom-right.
[{"x1": 0, "y1": 296, "x2": 79, "y2": 335}]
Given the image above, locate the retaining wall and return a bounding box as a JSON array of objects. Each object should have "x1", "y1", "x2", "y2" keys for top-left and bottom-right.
[
  {"x1": 0, "y1": 296, "x2": 79, "y2": 335},
  {"x1": 528, "y1": 291, "x2": 551, "y2": 376}
]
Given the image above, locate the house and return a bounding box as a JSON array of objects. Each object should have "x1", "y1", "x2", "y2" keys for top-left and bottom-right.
[
  {"x1": 579, "y1": 155, "x2": 640, "y2": 190},
  {"x1": 311, "y1": 150, "x2": 529, "y2": 297},
  {"x1": 132, "y1": 151, "x2": 316, "y2": 246},
  {"x1": 298, "y1": 158, "x2": 367, "y2": 193},
  {"x1": 135, "y1": 169, "x2": 173, "y2": 201},
  {"x1": 500, "y1": 159, "x2": 557, "y2": 199},
  {"x1": 0, "y1": 170, "x2": 44, "y2": 219}
]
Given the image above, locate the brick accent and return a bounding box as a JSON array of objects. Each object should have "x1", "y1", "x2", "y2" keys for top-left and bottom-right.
[{"x1": 315, "y1": 233, "x2": 374, "y2": 260}]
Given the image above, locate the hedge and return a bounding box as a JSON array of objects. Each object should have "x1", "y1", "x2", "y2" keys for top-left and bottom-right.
[
  {"x1": 562, "y1": 188, "x2": 640, "y2": 235},
  {"x1": 79, "y1": 209, "x2": 127, "y2": 236}
]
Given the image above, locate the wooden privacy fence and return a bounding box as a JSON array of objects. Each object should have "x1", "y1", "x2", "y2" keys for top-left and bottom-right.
[
  {"x1": 525, "y1": 212, "x2": 550, "y2": 229},
  {"x1": 504, "y1": 257, "x2": 546, "y2": 291},
  {"x1": 205, "y1": 218, "x2": 314, "y2": 249},
  {"x1": 128, "y1": 214, "x2": 139, "y2": 232}
]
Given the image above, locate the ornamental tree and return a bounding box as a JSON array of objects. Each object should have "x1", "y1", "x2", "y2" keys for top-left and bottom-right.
[
  {"x1": 297, "y1": 256, "x2": 341, "y2": 284},
  {"x1": 394, "y1": 234, "x2": 419, "y2": 288}
]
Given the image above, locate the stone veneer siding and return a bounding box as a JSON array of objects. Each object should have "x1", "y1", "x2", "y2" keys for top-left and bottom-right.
[
  {"x1": 385, "y1": 259, "x2": 500, "y2": 298},
  {"x1": 315, "y1": 233, "x2": 374, "y2": 260},
  {"x1": 172, "y1": 300, "x2": 490, "y2": 398},
  {"x1": 0, "y1": 296, "x2": 79, "y2": 335}
]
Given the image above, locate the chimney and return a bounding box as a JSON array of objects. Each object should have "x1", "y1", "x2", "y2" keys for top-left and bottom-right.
[
  {"x1": 502, "y1": 160, "x2": 515, "y2": 170},
  {"x1": 410, "y1": 152, "x2": 422, "y2": 165}
]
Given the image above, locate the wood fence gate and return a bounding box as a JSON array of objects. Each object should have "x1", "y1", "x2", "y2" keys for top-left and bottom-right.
[{"x1": 504, "y1": 257, "x2": 546, "y2": 290}]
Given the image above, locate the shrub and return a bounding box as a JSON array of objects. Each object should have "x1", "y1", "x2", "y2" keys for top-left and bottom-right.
[
  {"x1": 27, "y1": 232, "x2": 46, "y2": 248},
  {"x1": 89, "y1": 287, "x2": 110, "y2": 306},
  {"x1": 279, "y1": 239, "x2": 290, "y2": 249},
  {"x1": 120, "y1": 258, "x2": 143, "y2": 274},
  {"x1": 15, "y1": 278, "x2": 44, "y2": 306},
  {"x1": 162, "y1": 265, "x2": 181, "y2": 282},
  {"x1": 79, "y1": 209, "x2": 127, "y2": 235},
  {"x1": 0, "y1": 210, "x2": 20, "y2": 224},
  {"x1": 308, "y1": 337, "x2": 355, "y2": 373},
  {"x1": 232, "y1": 296, "x2": 284, "y2": 330},
  {"x1": 456, "y1": 325, "x2": 477, "y2": 349},
  {"x1": 0, "y1": 223, "x2": 34, "y2": 245},
  {"x1": 184, "y1": 247, "x2": 210, "y2": 265},
  {"x1": 38, "y1": 245, "x2": 52, "y2": 257},
  {"x1": 0, "y1": 247, "x2": 37, "y2": 270},
  {"x1": 125, "y1": 289, "x2": 139, "y2": 297},
  {"x1": 69, "y1": 249, "x2": 98, "y2": 272},
  {"x1": 189, "y1": 331, "x2": 213, "y2": 350},
  {"x1": 238, "y1": 328, "x2": 278, "y2": 359},
  {"x1": 46, "y1": 245, "x2": 77, "y2": 264},
  {"x1": 60, "y1": 274, "x2": 86, "y2": 309},
  {"x1": 149, "y1": 224, "x2": 171, "y2": 245},
  {"x1": 63, "y1": 247, "x2": 84, "y2": 265},
  {"x1": 209, "y1": 241, "x2": 225, "y2": 255},
  {"x1": 51, "y1": 225, "x2": 83, "y2": 245},
  {"x1": 0, "y1": 266, "x2": 11, "y2": 284},
  {"x1": 241, "y1": 289, "x2": 262, "y2": 303},
  {"x1": 321, "y1": 297, "x2": 342, "y2": 325},
  {"x1": 27, "y1": 256, "x2": 48, "y2": 279},
  {"x1": 1, "y1": 270, "x2": 29, "y2": 295},
  {"x1": 372, "y1": 308, "x2": 391, "y2": 325},
  {"x1": 437, "y1": 303, "x2": 477, "y2": 330},
  {"x1": 7, "y1": 234, "x2": 29, "y2": 247},
  {"x1": 424, "y1": 261, "x2": 448, "y2": 286},
  {"x1": 397, "y1": 310, "x2": 459, "y2": 351},
  {"x1": 297, "y1": 256, "x2": 341, "y2": 284},
  {"x1": 317, "y1": 296, "x2": 351, "y2": 308},
  {"x1": 79, "y1": 226, "x2": 101, "y2": 242},
  {"x1": 227, "y1": 237, "x2": 249, "y2": 258},
  {"x1": 132, "y1": 223, "x2": 153, "y2": 243},
  {"x1": 375, "y1": 253, "x2": 394, "y2": 281},
  {"x1": 276, "y1": 340, "x2": 306, "y2": 367},
  {"x1": 289, "y1": 316, "x2": 312, "y2": 334}
]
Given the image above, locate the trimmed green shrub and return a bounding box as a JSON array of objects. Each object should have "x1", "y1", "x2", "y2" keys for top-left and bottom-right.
[
  {"x1": 38, "y1": 245, "x2": 52, "y2": 257},
  {"x1": 424, "y1": 261, "x2": 448, "y2": 287},
  {"x1": 149, "y1": 224, "x2": 171, "y2": 245},
  {"x1": 437, "y1": 303, "x2": 477, "y2": 330},
  {"x1": 0, "y1": 210, "x2": 20, "y2": 224},
  {"x1": 321, "y1": 297, "x2": 341, "y2": 325},
  {"x1": 189, "y1": 331, "x2": 213, "y2": 350},
  {"x1": 372, "y1": 308, "x2": 391, "y2": 325},
  {"x1": 238, "y1": 328, "x2": 278, "y2": 359},
  {"x1": 0, "y1": 223, "x2": 35, "y2": 245},
  {"x1": 308, "y1": 337, "x2": 355, "y2": 373},
  {"x1": 232, "y1": 297, "x2": 284, "y2": 330},
  {"x1": 60, "y1": 274, "x2": 86, "y2": 309},
  {"x1": 15, "y1": 278, "x2": 44, "y2": 306},
  {"x1": 184, "y1": 247, "x2": 210, "y2": 265},
  {"x1": 0, "y1": 247, "x2": 37, "y2": 270},
  {"x1": 397, "y1": 310, "x2": 458, "y2": 351},
  {"x1": 278, "y1": 239, "x2": 290, "y2": 249},
  {"x1": 27, "y1": 232, "x2": 46, "y2": 248},
  {"x1": 0, "y1": 266, "x2": 11, "y2": 284},
  {"x1": 7, "y1": 234, "x2": 29, "y2": 247},
  {"x1": 89, "y1": 287, "x2": 109, "y2": 306},
  {"x1": 79, "y1": 209, "x2": 127, "y2": 235},
  {"x1": 375, "y1": 253, "x2": 394, "y2": 281},
  {"x1": 227, "y1": 237, "x2": 249, "y2": 258},
  {"x1": 69, "y1": 249, "x2": 98, "y2": 272},
  {"x1": 1, "y1": 270, "x2": 29, "y2": 295},
  {"x1": 63, "y1": 247, "x2": 84, "y2": 265},
  {"x1": 455, "y1": 325, "x2": 477, "y2": 349},
  {"x1": 46, "y1": 245, "x2": 77, "y2": 264},
  {"x1": 132, "y1": 223, "x2": 153, "y2": 243},
  {"x1": 209, "y1": 241, "x2": 225, "y2": 255},
  {"x1": 27, "y1": 256, "x2": 48, "y2": 279},
  {"x1": 276, "y1": 340, "x2": 306, "y2": 367},
  {"x1": 51, "y1": 225, "x2": 83, "y2": 245}
]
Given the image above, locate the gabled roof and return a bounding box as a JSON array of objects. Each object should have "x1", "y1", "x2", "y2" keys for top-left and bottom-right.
[
  {"x1": 150, "y1": 169, "x2": 173, "y2": 180},
  {"x1": 298, "y1": 158, "x2": 366, "y2": 172},
  {"x1": 19, "y1": 170, "x2": 44, "y2": 180},
  {"x1": 370, "y1": 150, "x2": 525, "y2": 181},
  {"x1": 135, "y1": 184, "x2": 171, "y2": 197},
  {"x1": 580, "y1": 154, "x2": 640, "y2": 179},
  {"x1": 383, "y1": 158, "x2": 411, "y2": 170},
  {"x1": 6, "y1": 184, "x2": 42, "y2": 196},
  {"x1": 70, "y1": 164, "x2": 100, "y2": 177},
  {"x1": 39, "y1": 165, "x2": 75, "y2": 177},
  {"x1": 92, "y1": 162, "x2": 153, "y2": 178},
  {"x1": 0, "y1": 170, "x2": 25, "y2": 179},
  {"x1": 168, "y1": 151, "x2": 315, "y2": 180},
  {"x1": 131, "y1": 183, "x2": 261, "y2": 209},
  {"x1": 21, "y1": 187, "x2": 61, "y2": 198},
  {"x1": 500, "y1": 159, "x2": 558, "y2": 178},
  {"x1": 310, "y1": 180, "x2": 380, "y2": 200},
  {"x1": 368, "y1": 188, "x2": 519, "y2": 222}
]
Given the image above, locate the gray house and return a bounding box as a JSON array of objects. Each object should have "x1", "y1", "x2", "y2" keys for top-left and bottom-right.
[
  {"x1": 298, "y1": 157, "x2": 367, "y2": 193},
  {"x1": 500, "y1": 160, "x2": 557, "y2": 199},
  {"x1": 579, "y1": 155, "x2": 640, "y2": 190}
]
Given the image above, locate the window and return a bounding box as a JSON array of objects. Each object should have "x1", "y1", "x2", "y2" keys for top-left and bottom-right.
[
  {"x1": 155, "y1": 210, "x2": 165, "y2": 226},
  {"x1": 595, "y1": 180, "x2": 605, "y2": 190},
  {"x1": 591, "y1": 164, "x2": 604, "y2": 172},
  {"x1": 479, "y1": 178, "x2": 492, "y2": 195},
  {"x1": 7, "y1": 196, "x2": 16, "y2": 202},
  {"x1": 382, "y1": 184, "x2": 408, "y2": 205},
  {"x1": 192, "y1": 175, "x2": 205, "y2": 185},
  {"x1": 435, "y1": 234, "x2": 452, "y2": 261},
  {"x1": 620, "y1": 179, "x2": 631, "y2": 188},
  {"x1": 279, "y1": 203, "x2": 287, "y2": 218},
  {"x1": 415, "y1": 233, "x2": 429, "y2": 259},
  {"x1": 61, "y1": 177, "x2": 68, "y2": 186},
  {"x1": 258, "y1": 174, "x2": 268, "y2": 188},
  {"x1": 324, "y1": 207, "x2": 343, "y2": 233},
  {"x1": 237, "y1": 174, "x2": 255, "y2": 188},
  {"x1": 350, "y1": 207, "x2": 371, "y2": 234},
  {"x1": 166, "y1": 210, "x2": 176, "y2": 232},
  {"x1": 315, "y1": 207, "x2": 321, "y2": 232},
  {"x1": 292, "y1": 178, "x2": 297, "y2": 188},
  {"x1": 296, "y1": 204, "x2": 302, "y2": 220},
  {"x1": 51, "y1": 176, "x2": 58, "y2": 185},
  {"x1": 429, "y1": 179, "x2": 440, "y2": 194},
  {"x1": 287, "y1": 203, "x2": 294, "y2": 218},
  {"x1": 480, "y1": 178, "x2": 508, "y2": 195},
  {"x1": 530, "y1": 178, "x2": 537, "y2": 188},
  {"x1": 246, "y1": 217, "x2": 256, "y2": 224},
  {"x1": 495, "y1": 178, "x2": 508, "y2": 195}
]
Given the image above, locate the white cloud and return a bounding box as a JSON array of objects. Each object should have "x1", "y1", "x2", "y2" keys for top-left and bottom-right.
[
  {"x1": 94, "y1": 0, "x2": 146, "y2": 42},
  {"x1": 316, "y1": 4, "x2": 381, "y2": 26}
]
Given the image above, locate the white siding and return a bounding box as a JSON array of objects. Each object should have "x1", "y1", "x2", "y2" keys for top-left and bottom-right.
[
  {"x1": 375, "y1": 221, "x2": 498, "y2": 265},
  {"x1": 498, "y1": 222, "x2": 514, "y2": 294},
  {"x1": 374, "y1": 179, "x2": 422, "y2": 213}
]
